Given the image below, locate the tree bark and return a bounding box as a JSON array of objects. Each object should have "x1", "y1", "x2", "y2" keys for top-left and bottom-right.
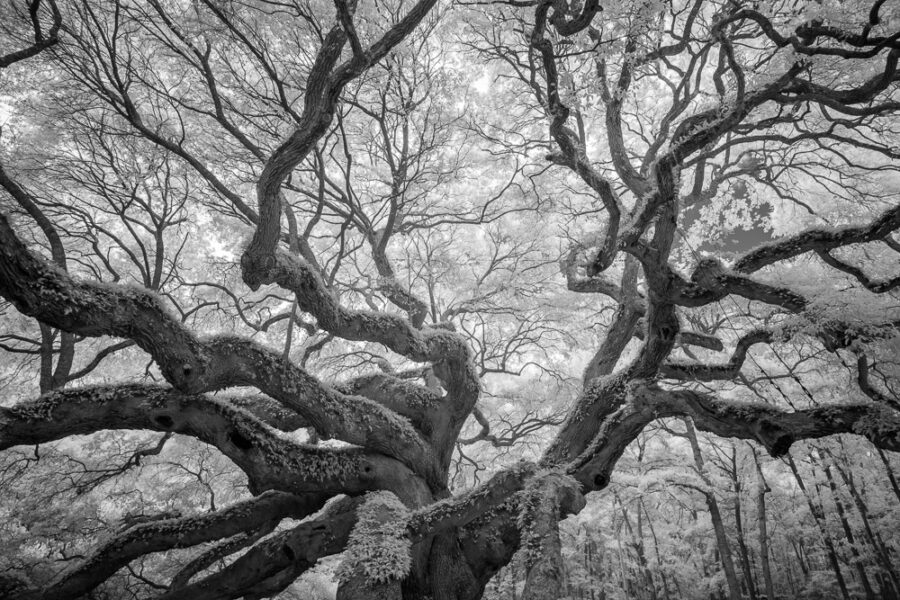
[
  {"x1": 816, "y1": 456, "x2": 875, "y2": 600},
  {"x1": 751, "y1": 447, "x2": 776, "y2": 600},
  {"x1": 729, "y1": 446, "x2": 758, "y2": 600},
  {"x1": 786, "y1": 455, "x2": 851, "y2": 600}
]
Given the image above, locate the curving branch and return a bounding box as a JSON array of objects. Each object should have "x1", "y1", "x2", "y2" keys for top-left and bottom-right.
[
  {"x1": 10, "y1": 491, "x2": 308, "y2": 600},
  {"x1": 235, "y1": 248, "x2": 480, "y2": 457},
  {"x1": 168, "y1": 527, "x2": 273, "y2": 590},
  {"x1": 243, "y1": 0, "x2": 440, "y2": 274},
  {"x1": 151, "y1": 495, "x2": 363, "y2": 600},
  {"x1": 734, "y1": 203, "x2": 900, "y2": 274},
  {"x1": 224, "y1": 394, "x2": 309, "y2": 431},
  {"x1": 407, "y1": 462, "x2": 538, "y2": 541},
  {"x1": 0, "y1": 211, "x2": 441, "y2": 484},
  {"x1": 675, "y1": 258, "x2": 809, "y2": 311},
  {"x1": 662, "y1": 330, "x2": 774, "y2": 381},
  {"x1": 854, "y1": 352, "x2": 900, "y2": 410},
  {"x1": 568, "y1": 383, "x2": 900, "y2": 490},
  {"x1": 817, "y1": 249, "x2": 900, "y2": 293},
  {"x1": 0, "y1": 384, "x2": 427, "y2": 500},
  {"x1": 534, "y1": 5, "x2": 622, "y2": 274},
  {"x1": 336, "y1": 372, "x2": 444, "y2": 437}
]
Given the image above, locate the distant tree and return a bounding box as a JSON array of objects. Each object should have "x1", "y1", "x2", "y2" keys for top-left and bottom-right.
[{"x1": 2, "y1": 0, "x2": 900, "y2": 598}]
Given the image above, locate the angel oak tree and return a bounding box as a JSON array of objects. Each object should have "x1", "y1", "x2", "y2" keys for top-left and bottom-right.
[{"x1": 2, "y1": 0, "x2": 900, "y2": 598}]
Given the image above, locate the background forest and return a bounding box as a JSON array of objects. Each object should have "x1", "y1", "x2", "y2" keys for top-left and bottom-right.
[{"x1": 1, "y1": 0, "x2": 900, "y2": 599}]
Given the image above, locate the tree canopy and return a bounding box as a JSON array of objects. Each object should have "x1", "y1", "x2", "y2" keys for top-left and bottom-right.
[{"x1": 1, "y1": 0, "x2": 900, "y2": 598}]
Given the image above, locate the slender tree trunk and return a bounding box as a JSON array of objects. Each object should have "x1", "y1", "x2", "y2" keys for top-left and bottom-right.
[
  {"x1": 787, "y1": 455, "x2": 851, "y2": 600},
  {"x1": 641, "y1": 500, "x2": 672, "y2": 600},
  {"x1": 877, "y1": 447, "x2": 900, "y2": 505},
  {"x1": 38, "y1": 325, "x2": 75, "y2": 393},
  {"x1": 782, "y1": 542, "x2": 800, "y2": 599},
  {"x1": 730, "y1": 446, "x2": 758, "y2": 600},
  {"x1": 822, "y1": 461, "x2": 875, "y2": 600},
  {"x1": 790, "y1": 538, "x2": 809, "y2": 577},
  {"x1": 831, "y1": 458, "x2": 900, "y2": 597},
  {"x1": 617, "y1": 496, "x2": 658, "y2": 600},
  {"x1": 684, "y1": 421, "x2": 741, "y2": 600},
  {"x1": 751, "y1": 448, "x2": 776, "y2": 600},
  {"x1": 38, "y1": 323, "x2": 55, "y2": 394}
]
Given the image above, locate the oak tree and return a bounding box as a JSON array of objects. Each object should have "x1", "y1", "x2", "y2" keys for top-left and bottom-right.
[{"x1": 2, "y1": 0, "x2": 900, "y2": 598}]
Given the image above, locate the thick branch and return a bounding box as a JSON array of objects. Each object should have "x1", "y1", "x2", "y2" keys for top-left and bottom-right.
[
  {"x1": 0, "y1": 385, "x2": 427, "y2": 499},
  {"x1": 11, "y1": 491, "x2": 307, "y2": 600},
  {"x1": 662, "y1": 330, "x2": 774, "y2": 381},
  {"x1": 244, "y1": 0, "x2": 439, "y2": 274},
  {"x1": 152, "y1": 496, "x2": 362, "y2": 600},
  {"x1": 675, "y1": 258, "x2": 808, "y2": 311},
  {"x1": 568, "y1": 383, "x2": 900, "y2": 489},
  {"x1": 0, "y1": 212, "x2": 441, "y2": 483},
  {"x1": 734, "y1": 203, "x2": 900, "y2": 274}
]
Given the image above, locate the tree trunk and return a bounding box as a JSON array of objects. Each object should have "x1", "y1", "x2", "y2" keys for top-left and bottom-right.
[
  {"x1": 817, "y1": 459, "x2": 875, "y2": 600},
  {"x1": 617, "y1": 496, "x2": 658, "y2": 600},
  {"x1": 730, "y1": 446, "x2": 758, "y2": 600},
  {"x1": 641, "y1": 500, "x2": 672, "y2": 600},
  {"x1": 684, "y1": 420, "x2": 741, "y2": 600},
  {"x1": 877, "y1": 447, "x2": 900, "y2": 505},
  {"x1": 751, "y1": 448, "x2": 776, "y2": 600},
  {"x1": 831, "y1": 458, "x2": 900, "y2": 597},
  {"x1": 786, "y1": 455, "x2": 851, "y2": 600}
]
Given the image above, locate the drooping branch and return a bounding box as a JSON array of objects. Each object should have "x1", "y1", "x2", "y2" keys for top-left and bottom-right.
[
  {"x1": 719, "y1": 6, "x2": 899, "y2": 59},
  {"x1": 670, "y1": 205, "x2": 900, "y2": 311},
  {"x1": 10, "y1": 491, "x2": 308, "y2": 600},
  {"x1": 817, "y1": 249, "x2": 900, "y2": 293},
  {"x1": 243, "y1": 240, "x2": 476, "y2": 372}
]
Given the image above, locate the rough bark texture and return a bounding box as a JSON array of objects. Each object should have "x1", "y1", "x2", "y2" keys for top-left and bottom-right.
[{"x1": 1, "y1": 0, "x2": 900, "y2": 598}]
